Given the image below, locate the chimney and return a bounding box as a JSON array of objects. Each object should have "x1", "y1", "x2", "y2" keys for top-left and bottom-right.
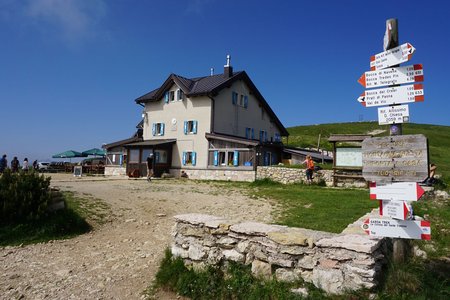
[{"x1": 224, "y1": 54, "x2": 233, "y2": 78}]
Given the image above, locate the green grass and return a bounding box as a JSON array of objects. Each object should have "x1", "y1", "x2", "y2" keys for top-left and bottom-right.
[
  {"x1": 249, "y1": 180, "x2": 376, "y2": 233},
  {"x1": 285, "y1": 122, "x2": 450, "y2": 182},
  {"x1": 0, "y1": 191, "x2": 110, "y2": 246}
]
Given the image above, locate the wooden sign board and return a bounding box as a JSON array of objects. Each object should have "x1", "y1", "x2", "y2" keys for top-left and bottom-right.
[
  {"x1": 362, "y1": 134, "x2": 429, "y2": 182},
  {"x1": 362, "y1": 218, "x2": 431, "y2": 240}
]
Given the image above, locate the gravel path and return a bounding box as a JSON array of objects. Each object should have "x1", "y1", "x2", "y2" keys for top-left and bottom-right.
[{"x1": 0, "y1": 175, "x2": 275, "y2": 300}]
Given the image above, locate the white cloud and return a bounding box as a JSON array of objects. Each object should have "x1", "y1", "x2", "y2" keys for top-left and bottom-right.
[{"x1": 24, "y1": 0, "x2": 107, "y2": 45}]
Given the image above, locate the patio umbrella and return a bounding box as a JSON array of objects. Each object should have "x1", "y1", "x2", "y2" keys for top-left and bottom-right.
[
  {"x1": 52, "y1": 150, "x2": 87, "y2": 159},
  {"x1": 82, "y1": 148, "x2": 106, "y2": 157}
]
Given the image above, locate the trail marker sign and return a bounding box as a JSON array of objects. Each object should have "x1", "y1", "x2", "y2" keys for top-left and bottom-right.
[
  {"x1": 358, "y1": 64, "x2": 424, "y2": 88},
  {"x1": 378, "y1": 105, "x2": 410, "y2": 125},
  {"x1": 362, "y1": 134, "x2": 429, "y2": 182},
  {"x1": 369, "y1": 182, "x2": 425, "y2": 201},
  {"x1": 370, "y1": 43, "x2": 416, "y2": 70},
  {"x1": 379, "y1": 200, "x2": 412, "y2": 220},
  {"x1": 362, "y1": 218, "x2": 431, "y2": 240},
  {"x1": 357, "y1": 84, "x2": 424, "y2": 107}
]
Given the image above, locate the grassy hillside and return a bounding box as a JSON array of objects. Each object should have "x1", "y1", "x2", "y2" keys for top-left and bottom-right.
[{"x1": 284, "y1": 121, "x2": 450, "y2": 181}]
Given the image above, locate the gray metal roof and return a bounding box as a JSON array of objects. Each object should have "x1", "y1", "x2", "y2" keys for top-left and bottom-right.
[{"x1": 135, "y1": 71, "x2": 288, "y2": 136}]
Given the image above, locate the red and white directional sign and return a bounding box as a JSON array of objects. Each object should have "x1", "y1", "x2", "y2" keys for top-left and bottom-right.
[
  {"x1": 357, "y1": 84, "x2": 424, "y2": 107},
  {"x1": 369, "y1": 182, "x2": 425, "y2": 201},
  {"x1": 378, "y1": 105, "x2": 410, "y2": 125},
  {"x1": 358, "y1": 64, "x2": 424, "y2": 88},
  {"x1": 362, "y1": 218, "x2": 431, "y2": 240},
  {"x1": 370, "y1": 43, "x2": 416, "y2": 70},
  {"x1": 379, "y1": 200, "x2": 412, "y2": 220}
]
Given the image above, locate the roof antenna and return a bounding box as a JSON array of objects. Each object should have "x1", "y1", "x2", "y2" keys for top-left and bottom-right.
[{"x1": 210, "y1": 67, "x2": 214, "y2": 76}]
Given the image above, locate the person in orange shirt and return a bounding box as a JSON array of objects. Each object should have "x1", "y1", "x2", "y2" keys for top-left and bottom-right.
[{"x1": 302, "y1": 155, "x2": 315, "y2": 183}]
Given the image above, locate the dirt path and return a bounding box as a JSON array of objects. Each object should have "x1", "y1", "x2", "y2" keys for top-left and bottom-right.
[{"x1": 0, "y1": 175, "x2": 275, "y2": 300}]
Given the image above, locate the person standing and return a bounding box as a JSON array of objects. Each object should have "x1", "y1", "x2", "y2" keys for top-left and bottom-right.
[
  {"x1": 146, "y1": 153, "x2": 154, "y2": 182},
  {"x1": 0, "y1": 154, "x2": 7, "y2": 173},
  {"x1": 11, "y1": 156, "x2": 20, "y2": 173},
  {"x1": 33, "y1": 160, "x2": 38, "y2": 171},
  {"x1": 22, "y1": 158, "x2": 29, "y2": 172},
  {"x1": 302, "y1": 155, "x2": 315, "y2": 184}
]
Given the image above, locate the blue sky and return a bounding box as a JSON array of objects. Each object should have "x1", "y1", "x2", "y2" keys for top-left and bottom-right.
[{"x1": 1, "y1": 0, "x2": 449, "y2": 161}]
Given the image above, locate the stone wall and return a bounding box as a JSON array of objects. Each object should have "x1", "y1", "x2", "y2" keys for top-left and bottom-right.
[
  {"x1": 171, "y1": 214, "x2": 389, "y2": 295},
  {"x1": 256, "y1": 166, "x2": 334, "y2": 186},
  {"x1": 104, "y1": 166, "x2": 126, "y2": 176},
  {"x1": 170, "y1": 169, "x2": 255, "y2": 182}
]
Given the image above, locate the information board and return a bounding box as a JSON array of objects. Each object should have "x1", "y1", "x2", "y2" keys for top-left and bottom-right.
[
  {"x1": 335, "y1": 148, "x2": 362, "y2": 167},
  {"x1": 73, "y1": 166, "x2": 82, "y2": 177}
]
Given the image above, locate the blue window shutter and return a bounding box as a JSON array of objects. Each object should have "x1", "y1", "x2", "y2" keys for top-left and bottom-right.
[
  {"x1": 152, "y1": 123, "x2": 156, "y2": 136},
  {"x1": 251, "y1": 128, "x2": 254, "y2": 139},
  {"x1": 155, "y1": 152, "x2": 160, "y2": 163},
  {"x1": 264, "y1": 131, "x2": 268, "y2": 142},
  {"x1": 193, "y1": 121, "x2": 198, "y2": 134},
  {"x1": 245, "y1": 127, "x2": 249, "y2": 139},
  {"x1": 161, "y1": 123, "x2": 165, "y2": 136},
  {"x1": 213, "y1": 151, "x2": 218, "y2": 166},
  {"x1": 272, "y1": 153, "x2": 276, "y2": 165},
  {"x1": 259, "y1": 130, "x2": 263, "y2": 142},
  {"x1": 182, "y1": 152, "x2": 186, "y2": 165},
  {"x1": 177, "y1": 89, "x2": 181, "y2": 100},
  {"x1": 119, "y1": 155, "x2": 123, "y2": 166},
  {"x1": 264, "y1": 153, "x2": 269, "y2": 166},
  {"x1": 233, "y1": 151, "x2": 239, "y2": 166},
  {"x1": 165, "y1": 91, "x2": 169, "y2": 103},
  {"x1": 192, "y1": 152, "x2": 197, "y2": 166},
  {"x1": 244, "y1": 96, "x2": 248, "y2": 108},
  {"x1": 232, "y1": 92, "x2": 237, "y2": 105},
  {"x1": 184, "y1": 121, "x2": 188, "y2": 134}
]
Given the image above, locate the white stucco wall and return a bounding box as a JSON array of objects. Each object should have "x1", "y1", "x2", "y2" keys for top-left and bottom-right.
[
  {"x1": 143, "y1": 84, "x2": 212, "y2": 168},
  {"x1": 213, "y1": 79, "x2": 280, "y2": 141}
]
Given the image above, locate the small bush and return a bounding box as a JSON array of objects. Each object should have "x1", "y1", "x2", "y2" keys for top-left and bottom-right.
[{"x1": 0, "y1": 169, "x2": 51, "y2": 224}]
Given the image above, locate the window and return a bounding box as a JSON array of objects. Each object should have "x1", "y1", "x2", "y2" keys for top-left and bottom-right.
[
  {"x1": 152, "y1": 122, "x2": 165, "y2": 136},
  {"x1": 232, "y1": 92, "x2": 248, "y2": 108},
  {"x1": 184, "y1": 120, "x2": 198, "y2": 134},
  {"x1": 259, "y1": 130, "x2": 268, "y2": 142},
  {"x1": 177, "y1": 89, "x2": 184, "y2": 101},
  {"x1": 274, "y1": 133, "x2": 281, "y2": 142},
  {"x1": 182, "y1": 151, "x2": 196, "y2": 166},
  {"x1": 154, "y1": 150, "x2": 167, "y2": 163},
  {"x1": 245, "y1": 127, "x2": 255, "y2": 139},
  {"x1": 129, "y1": 149, "x2": 139, "y2": 163},
  {"x1": 212, "y1": 150, "x2": 239, "y2": 167},
  {"x1": 170, "y1": 91, "x2": 175, "y2": 102}
]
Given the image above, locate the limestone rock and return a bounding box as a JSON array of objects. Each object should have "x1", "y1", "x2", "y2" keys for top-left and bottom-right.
[
  {"x1": 267, "y1": 231, "x2": 308, "y2": 246},
  {"x1": 298, "y1": 255, "x2": 316, "y2": 269},
  {"x1": 316, "y1": 234, "x2": 384, "y2": 254},
  {"x1": 230, "y1": 222, "x2": 286, "y2": 236},
  {"x1": 312, "y1": 268, "x2": 344, "y2": 294},
  {"x1": 188, "y1": 244, "x2": 206, "y2": 260},
  {"x1": 275, "y1": 268, "x2": 299, "y2": 282},
  {"x1": 251, "y1": 260, "x2": 272, "y2": 280},
  {"x1": 171, "y1": 245, "x2": 189, "y2": 258},
  {"x1": 223, "y1": 249, "x2": 244, "y2": 263}
]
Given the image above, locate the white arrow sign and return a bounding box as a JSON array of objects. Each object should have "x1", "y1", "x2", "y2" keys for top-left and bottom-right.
[
  {"x1": 369, "y1": 182, "x2": 425, "y2": 201},
  {"x1": 370, "y1": 43, "x2": 416, "y2": 70},
  {"x1": 357, "y1": 84, "x2": 424, "y2": 107},
  {"x1": 379, "y1": 200, "x2": 412, "y2": 220},
  {"x1": 358, "y1": 64, "x2": 424, "y2": 88},
  {"x1": 362, "y1": 218, "x2": 431, "y2": 240},
  {"x1": 378, "y1": 105, "x2": 410, "y2": 125}
]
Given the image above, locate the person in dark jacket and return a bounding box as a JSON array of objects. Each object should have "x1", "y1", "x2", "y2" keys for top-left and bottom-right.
[
  {"x1": 0, "y1": 154, "x2": 7, "y2": 173},
  {"x1": 11, "y1": 156, "x2": 20, "y2": 173},
  {"x1": 146, "y1": 153, "x2": 154, "y2": 182}
]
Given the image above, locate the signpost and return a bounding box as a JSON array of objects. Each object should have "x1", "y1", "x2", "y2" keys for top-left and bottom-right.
[
  {"x1": 369, "y1": 182, "x2": 425, "y2": 201},
  {"x1": 362, "y1": 218, "x2": 431, "y2": 240},
  {"x1": 358, "y1": 64, "x2": 424, "y2": 88},
  {"x1": 379, "y1": 200, "x2": 412, "y2": 220},
  {"x1": 358, "y1": 19, "x2": 431, "y2": 251},
  {"x1": 378, "y1": 105, "x2": 410, "y2": 125},
  {"x1": 357, "y1": 84, "x2": 424, "y2": 107},
  {"x1": 362, "y1": 134, "x2": 429, "y2": 182},
  {"x1": 370, "y1": 43, "x2": 416, "y2": 70}
]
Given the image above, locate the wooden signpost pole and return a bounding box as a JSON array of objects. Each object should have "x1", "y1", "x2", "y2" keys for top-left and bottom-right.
[{"x1": 385, "y1": 18, "x2": 409, "y2": 262}]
